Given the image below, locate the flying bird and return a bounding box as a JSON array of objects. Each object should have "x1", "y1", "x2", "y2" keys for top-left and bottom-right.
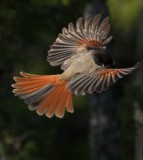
[{"x1": 12, "y1": 14, "x2": 143, "y2": 118}]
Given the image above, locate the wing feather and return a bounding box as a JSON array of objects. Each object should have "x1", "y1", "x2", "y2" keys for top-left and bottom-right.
[
  {"x1": 68, "y1": 65, "x2": 138, "y2": 95},
  {"x1": 48, "y1": 14, "x2": 112, "y2": 67}
]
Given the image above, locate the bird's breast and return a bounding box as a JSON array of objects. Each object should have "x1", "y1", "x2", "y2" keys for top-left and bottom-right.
[{"x1": 60, "y1": 54, "x2": 99, "y2": 81}]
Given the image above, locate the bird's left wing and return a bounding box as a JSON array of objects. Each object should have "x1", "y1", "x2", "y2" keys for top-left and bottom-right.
[
  {"x1": 68, "y1": 63, "x2": 141, "y2": 95},
  {"x1": 48, "y1": 14, "x2": 112, "y2": 66}
]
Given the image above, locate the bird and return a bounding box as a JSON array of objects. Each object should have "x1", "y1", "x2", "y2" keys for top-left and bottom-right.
[{"x1": 12, "y1": 14, "x2": 143, "y2": 118}]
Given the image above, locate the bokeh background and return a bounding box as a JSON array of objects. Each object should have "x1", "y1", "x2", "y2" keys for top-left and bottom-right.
[{"x1": 0, "y1": 0, "x2": 143, "y2": 160}]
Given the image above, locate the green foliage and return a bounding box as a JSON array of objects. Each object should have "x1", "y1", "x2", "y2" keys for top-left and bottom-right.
[{"x1": 107, "y1": 0, "x2": 143, "y2": 31}]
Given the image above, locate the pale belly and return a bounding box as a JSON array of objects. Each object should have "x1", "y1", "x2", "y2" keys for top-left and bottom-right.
[{"x1": 60, "y1": 54, "x2": 99, "y2": 81}]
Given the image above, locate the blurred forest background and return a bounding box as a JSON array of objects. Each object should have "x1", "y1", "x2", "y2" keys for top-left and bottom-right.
[{"x1": 0, "y1": 0, "x2": 143, "y2": 160}]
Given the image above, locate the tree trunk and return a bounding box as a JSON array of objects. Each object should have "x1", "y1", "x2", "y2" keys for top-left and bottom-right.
[
  {"x1": 135, "y1": 12, "x2": 143, "y2": 160},
  {"x1": 89, "y1": 89, "x2": 121, "y2": 160},
  {"x1": 84, "y1": 1, "x2": 122, "y2": 160}
]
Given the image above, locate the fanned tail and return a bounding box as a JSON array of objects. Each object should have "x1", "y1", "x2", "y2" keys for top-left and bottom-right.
[{"x1": 12, "y1": 72, "x2": 73, "y2": 118}]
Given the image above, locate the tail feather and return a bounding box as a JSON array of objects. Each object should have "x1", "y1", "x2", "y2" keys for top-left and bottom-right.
[
  {"x1": 13, "y1": 83, "x2": 49, "y2": 95},
  {"x1": 20, "y1": 72, "x2": 40, "y2": 77},
  {"x1": 36, "y1": 88, "x2": 62, "y2": 116},
  {"x1": 22, "y1": 85, "x2": 54, "y2": 104},
  {"x1": 29, "y1": 86, "x2": 60, "y2": 112},
  {"x1": 12, "y1": 72, "x2": 73, "y2": 118},
  {"x1": 45, "y1": 88, "x2": 66, "y2": 118},
  {"x1": 66, "y1": 94, "x2": 73, "y2": 113},
  {"x1": 12, "y1": 78, "x2": 47, "y2": 87},
  {"x1": 55, "y1": 88, "x2": 69, "y2": 118}
]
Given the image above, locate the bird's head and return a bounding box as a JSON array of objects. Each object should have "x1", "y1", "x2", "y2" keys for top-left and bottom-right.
[{"x1": 89, "y1": 47, "x2": 115, "y2": 67}]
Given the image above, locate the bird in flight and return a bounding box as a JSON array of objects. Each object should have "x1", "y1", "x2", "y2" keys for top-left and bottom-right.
[{"x1": 12, "y1": 14, "x2": 143, "y2": 118}]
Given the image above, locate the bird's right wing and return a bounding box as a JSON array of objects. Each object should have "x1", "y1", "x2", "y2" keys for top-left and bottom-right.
[
  {"x1": 48, "y1": 14, "x2": 112, "y2": 67},
  {"x1": 68, "y1": 63, "x2": 142, "y2": 95}
]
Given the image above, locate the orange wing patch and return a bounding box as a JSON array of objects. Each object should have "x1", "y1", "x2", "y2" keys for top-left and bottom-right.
[{"x1": 78, "y1": 40, "x2": 102, "y2": 51}]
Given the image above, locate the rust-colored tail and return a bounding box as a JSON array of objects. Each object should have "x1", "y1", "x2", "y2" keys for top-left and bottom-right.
[{"x1": 12, "y1": 72, "x2": 73, "y2": 118}]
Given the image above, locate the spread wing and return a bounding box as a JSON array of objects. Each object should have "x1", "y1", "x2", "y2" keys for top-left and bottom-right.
[
  {"x1": 68, "y1": 63, "x2": 141, "y2": 95},
  {"x1": 47, "y1": 14, "x2": 112, "y2": 67}
]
